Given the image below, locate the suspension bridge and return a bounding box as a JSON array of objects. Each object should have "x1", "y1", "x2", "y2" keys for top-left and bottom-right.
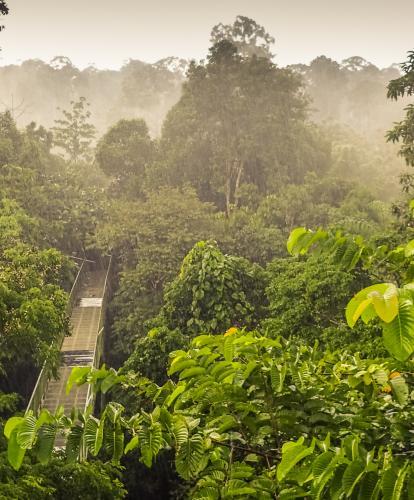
[{"x1": 26, "y1": 256, "x2": 112, "y2": 415}]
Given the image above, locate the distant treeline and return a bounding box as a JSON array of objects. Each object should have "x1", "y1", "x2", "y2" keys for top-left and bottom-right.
[
  {"x1": 289, "y1": 56, "x2": 407, "y2": 137},
  {"x1": 0, "y1": 54, "x2": 407, "y2": 137},
  {"x1": 0, "y1": 56, "x2": 186, "y2": 136}
]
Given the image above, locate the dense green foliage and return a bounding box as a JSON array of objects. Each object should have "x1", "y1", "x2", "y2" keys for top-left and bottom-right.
[
  {"x1": 159, "y1": 241, "x2": 268, "y2": 335},
  {"x1": 0, "y1": 198, "x2": 72, "y2": 398},
  {"x1": 6, "y1": 215, "x2": 414, "y2": 497},
  {"x1": 0, "y1": 109, "x2": 107, "y2": 254},
  {"x1": 157, "y1": 39, "x2": 329, "y2": 214},
  {"x1": 0, "y1": 454, "x2": 126, "y2": 499},
  {"x1": 95, "y1": 188, "x2": 217, "y2": 364},
  {"x1": 263, "y1": 256, "x2": 384, "y2": 355},
  {"x1": 1, "y1": 10, "x2": 414, "y2": 499},
  {"x1": 96, "y1": 118, "x2": 155, "y2": 197},
  {"x1": 6, "y1": 321, "x2": 414, "y2": 498}
]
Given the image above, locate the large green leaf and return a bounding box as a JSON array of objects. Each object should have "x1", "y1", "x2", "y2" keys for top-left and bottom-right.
[
  {"x1": 16, "y1": 414, "x2": 37, "y2": 449},
  {"x1": 279, "y1": 487, "x2": 308, "y2": 499},
  {"x1": 124, "y1": 435, "x2": 139, "y2": 454},
  {"x1": 357, "y1": 471, "x2": 380, "y2": 500},
  {"x1": 404, "y1": 239, "x2": 414, "y2": 257},
  {"x1": 165, "y1": 383, "x2": 186, "y2": 408},
  {"x1": 179, "y1": 367, "x2": 206, "y2": 380},
  {"x1": 311, "y1": 453, "x2": 340, "y2": 499},
  {"x1": 223, "y1": 336, "x2": 235, "y2": 362},
  {"x1": 389, "y1": 375, "x2": 409, "y2": 405},
  {"x1": 66, "y1": 366, "x2": 91, "y2": 395},
  {"x1": 138, "y1": 422, "x2": 163, "y2": 467},
  {"x1": 65, "y1": 424, "x2": 83, "y2": 463},
  {"x1": 193, "y1": 486, "x2": 220, "y2": 500},
  {"x1": 287, "y1": 228, "x2": 328, "y2": 256},
  {"x1": 221, "y1": 479, "x2": 256, "y2": 497},
  {"x1": 102, "y1": 420, "x2": 124, "y2": 464},
  {"x1": 277, "y1": 437, "x2": 315, "y2": 482},
  {"x1": 270, "y1": 363, "x2": 286, "y2": 393},
  {"x1": 342, "y1": 459, "x2": 366, "y2": 497},
  {"x1": 3, "y1": 416, "x2": 24, "y2": 439},
  {"x1": 175, "y1": 433, "x2": 205, "y2": 480},
  {"x1": 84, "y1": 415, "x2": 104, "y2": 456},
  {"x1": 312, "y1": 451, "x2": 335, "y2": 478},
  {"x1": 371, "y1": 285, "x2": 399, "y2": 323},
  {"x1": 104, "y1": 401, "x2": 125, "y2": 424},
  {"x1": 382, "y1": 463, "x2": 410, "y2": 500},
  {"x1": 112, "y1": 421, "x2": 125, "y2": 463},
  {"x1": 7, "y1": 429, "x2": 26, "y2": 471},
  {"x1": 287, "y1": 227, "x2": 308, "y2": 255},
  {"x1": 172, "y1": 416, "x2": 189, "y2": 446},
  {"x1": 101, "y1": 370, "x2": 121, "y2": 393},
  {"x1": 346, "y1": 284, "x2": 398, "y2": 328},
  {"x1": 168, "y1": 358, "x2": 196, "y2": 376},
  {"x1": 382, "y1": 300, "x2": 414, "y2": 361},
  {"x1": 35, "y1": 424, "x2": 57, "y2": 464}
]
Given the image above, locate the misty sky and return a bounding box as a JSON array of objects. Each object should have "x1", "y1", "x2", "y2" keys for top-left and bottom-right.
[{"x1": 1, "y1": 0, "x2": 413, "y2": 69}]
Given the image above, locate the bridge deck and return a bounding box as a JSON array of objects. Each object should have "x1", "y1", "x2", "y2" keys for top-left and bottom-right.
[{"x1": 42, "y1": 270, "x2": 107, "y2": 414}]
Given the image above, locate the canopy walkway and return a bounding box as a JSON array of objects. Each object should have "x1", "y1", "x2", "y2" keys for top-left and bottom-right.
[{"x1": 27, "y1": 257, "x2": 112, "y2": 416}]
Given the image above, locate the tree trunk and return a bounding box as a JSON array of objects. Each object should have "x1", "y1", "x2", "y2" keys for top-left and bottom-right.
[
  {"x1": 225, "y1": 159, "x2": 232, "y2": 218},
  {"x1": 234, "y1": 159, "x2": 243, "y2": 208}
]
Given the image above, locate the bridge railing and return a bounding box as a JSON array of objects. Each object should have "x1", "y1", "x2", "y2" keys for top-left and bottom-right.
[
  {"x1": 26, "y1": 258, "x2": 88, "y2": 414},
  {"x1": 85, "y1": 255, "x2": 112, "y2": 410}
]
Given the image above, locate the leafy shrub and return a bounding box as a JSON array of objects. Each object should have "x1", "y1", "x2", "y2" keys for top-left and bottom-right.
[
  {"x1": 159, "y1": 241, "x2": 268, "y2": 335},
  {"x1": 264, "y1": 255, "x2": 376, "y2": 351}
]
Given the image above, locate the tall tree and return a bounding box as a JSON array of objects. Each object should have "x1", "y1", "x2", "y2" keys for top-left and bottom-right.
[
  {"x1": 341, "y1": 56, "x2": 376, "y2": 72},
  {"x1": 385, "y1": 50, "x2": 414, "y2": 227},
  {"x1": 159, "y1": 39, "x2": 323, "y2": 215},
  {"x1": 210, "y1": 15, "x2": 275, "y2": 59},
  {"x1": 52, "y1": 97, "x2": 96, "y2": 163},
  {"x1": 96, "y1": 118, "x2": 154, "y2": 197},
  {"x1": 306, "y1": 56, "x2": 345, "y2": 121},
  {"x1": 0, "y1": 110, "x2": 22, "y2": 166},
  {"x1": 387, "y1": 50, "x2": 414, "y2": 171}
]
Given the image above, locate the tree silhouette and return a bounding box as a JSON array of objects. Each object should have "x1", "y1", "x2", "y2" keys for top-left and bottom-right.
[
  {"x1": 0, "y1": 1, "x2": 9, "y2": 35},
  {"x1": 210, "y1": 15, "x2": 275, "y2": 59},
  {"x1": 0, "y1": 1, "x2": 8, "y2": 17},
  {"x1": 52, "y1": 97, "x2": 96, "y2": 163}
]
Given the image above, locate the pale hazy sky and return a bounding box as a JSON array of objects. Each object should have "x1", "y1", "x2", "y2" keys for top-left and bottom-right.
[{"x1": 0, "y1": 0, "x2": 413, "y2": 69}]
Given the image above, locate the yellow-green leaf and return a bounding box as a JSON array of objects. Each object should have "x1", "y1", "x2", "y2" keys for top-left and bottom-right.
[
  {"x1": 404, "y1": 239, "x2": 414, "y2": 258},
  {"x1": 369, "y1": 284, "x2": 399, "y2": 323},
  {"x1": 351, "y1": 298, "x2": 373, "y2": 326},
  {"x1": 8, "y1": 429, "x2": 26, "y2": 471},
  {"x1": 346, "y1": 283, "x2": 397, "y2": 328},
  {"x1": 4, "y1": 417, "x2": 24, "y2": 439},
  {"x1": 287, "y1": 227, "x2": 307, "y2": 255}
]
